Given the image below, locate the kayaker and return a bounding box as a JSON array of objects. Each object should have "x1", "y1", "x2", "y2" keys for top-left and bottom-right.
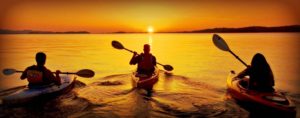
[
  {"x1": 237, "y1": 53, "x2": 274, "y2": 92},
  {"x1": 130, "y1": 44, "x2": 157, "y2": 75},
  {"x1": 21, "y1": 52, "x2": 61, "y2": 88}
]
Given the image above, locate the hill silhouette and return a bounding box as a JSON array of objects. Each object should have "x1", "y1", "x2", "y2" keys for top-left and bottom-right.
[
  {"x1": 184, "y1": 25, "x2": 300, "y2": 33},
  {"x1": 0, "y1": 29, "x2": 90, "y2": 34}
]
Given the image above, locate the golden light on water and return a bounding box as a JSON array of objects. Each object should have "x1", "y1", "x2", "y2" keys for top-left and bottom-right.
[
  {"x1": 147, "y1": 26, "x2": 154, "y2": 46},
  {"x1": 148, "y1": 34, "x2": 153, "y2": 46}
]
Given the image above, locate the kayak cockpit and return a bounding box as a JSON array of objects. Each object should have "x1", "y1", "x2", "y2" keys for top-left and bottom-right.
[{"x1": 131, "y1": 68, "x2": 159, "y2": 90}]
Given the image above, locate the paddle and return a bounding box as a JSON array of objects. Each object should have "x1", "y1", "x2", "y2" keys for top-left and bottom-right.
[
  {"x1": 111, "y1": 40, "x2": 174, "y2": 71},
  {"x1": 2, "y1": 69, "x2": 95, "y2": 78},
  {"x1": 212, "y1": 34, "x2": 248, "y2": 67}
]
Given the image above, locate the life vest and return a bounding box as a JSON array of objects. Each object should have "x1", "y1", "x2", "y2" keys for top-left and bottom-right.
[
  {"x1": 27, "y1": 70, "x2": 43, "y2": 84},
  {"x1": 138, "y1": 53, "x2": 154, "y2": 70}
]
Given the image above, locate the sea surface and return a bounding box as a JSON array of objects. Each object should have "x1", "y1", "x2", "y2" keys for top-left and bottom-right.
[{"x1": 0, "y1": 33, "x2": 299, "y2": 117}]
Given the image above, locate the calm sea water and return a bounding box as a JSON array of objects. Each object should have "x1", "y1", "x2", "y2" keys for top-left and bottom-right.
[{"x1": 0, "y1": 33, "x2": 299, "y2": 117}]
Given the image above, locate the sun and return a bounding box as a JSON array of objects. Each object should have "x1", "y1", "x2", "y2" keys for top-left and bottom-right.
[{"x1": 147, "y1": 26, "x2": 154, "y2": 33}]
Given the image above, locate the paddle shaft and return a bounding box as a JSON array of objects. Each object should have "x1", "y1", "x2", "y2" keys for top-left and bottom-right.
[
  {"x1": 156, "y1": 62, "x2": 164, "y2": 66},
  {"x1": 213, "y1": 34, "x2": 248, "y2": 67},
  {"x1": 12, "y1": 70, "x2": 76, "y2": 74},
  {"x1": 228, "y1": 50, "x2": 248, "y2": 67},
  {"x1": 124, "y1": 48, "x2": 134, "y2": 53}
]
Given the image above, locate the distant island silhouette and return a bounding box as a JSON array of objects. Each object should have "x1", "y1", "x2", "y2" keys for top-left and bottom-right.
[
  {"x1": 181, "y1": 25, "x2": 300, "y2": 33},
  {"x1": 0, "y1": 29, "x2": 90, "y2": 34},
  {"x1": 1, "y1": 25, "x2": 299, "y2": 34},
  {"x1": 110, "y1": 25, "x2": 300, "y2": 33}
]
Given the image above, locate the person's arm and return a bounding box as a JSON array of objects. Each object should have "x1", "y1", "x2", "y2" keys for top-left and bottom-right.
[
  {"x1": 152, "y1": 56, "x2": 157, "y2": 66},
  {"x1": 130, "y1": 52, "x2": 139, "y2": 65},
  {"x1": 54, "y1": 70, "x2": 61, "y2": 85},
  {"x1": 20, "y1": 67, "x2": 29, "y2": 80},
  {"x1": 45, "y1": 69, "x2": 61, "y2": 85},
  {"x1": 237, "y1": 67, "x2": 250, "y2": 78}
]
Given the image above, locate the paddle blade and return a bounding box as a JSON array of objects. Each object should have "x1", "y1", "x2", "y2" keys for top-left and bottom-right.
[
  {"x1": 112, "y1": 40, "x2": 124, "y2": 50},
  {"x1": 212, "y1": 34, "x2": 230, "y2": 51},
  {"x1": 2, "y1": 69, "x2": 17, "y2": 75},
  {"x1": 163, "y1": 65, "x2": 174, "y2": 71},
  {"x1": 76, "y1": 69, "x2": 95, "y2": 78}
]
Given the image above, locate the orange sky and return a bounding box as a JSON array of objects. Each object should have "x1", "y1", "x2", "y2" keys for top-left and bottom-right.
[{"x1": 0, "y1": 0, "x2": 299, "y2": 33}]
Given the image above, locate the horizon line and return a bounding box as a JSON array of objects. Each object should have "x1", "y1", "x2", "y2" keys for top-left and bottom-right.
[{"x1": 1, "y1": 24, "x2": 300, "y2": 34}]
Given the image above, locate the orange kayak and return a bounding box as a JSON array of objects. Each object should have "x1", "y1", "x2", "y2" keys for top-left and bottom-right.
[
  {"x1": 227, "y1": 71, "x2": 296, "y2": 117},
  {"x1": 131, "y1": 68, "x2": 159, "y2": 91}
]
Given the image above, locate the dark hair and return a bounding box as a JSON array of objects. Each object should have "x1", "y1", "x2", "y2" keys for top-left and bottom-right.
[
  {"x1": 35, "y1": 52, "x2": 46, "y2": 66},
  {"x1": 252, "y1": 53, "x2": 268, "y2": 68},
  {"x1": 251, "y1": 53, "x2": 272, "y2": 76},
  {"x1": 143, "y1": 44, "x2": 150, "y2": 53},
  {"x1": 144, "y1": 44, "x2": 150, "y2": 49},
  {"x1": 250, "y1": 53, "x2": 275, "y2": 88}
]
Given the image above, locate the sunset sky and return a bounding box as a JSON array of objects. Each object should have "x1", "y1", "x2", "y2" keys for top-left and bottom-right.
[{"x1": 0, "y1": 0, "x2": 299, "y2": 33}]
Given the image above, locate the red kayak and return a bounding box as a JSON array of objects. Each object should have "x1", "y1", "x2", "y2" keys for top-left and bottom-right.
[
  {"x1": 131, "y1": 68, "x2": 159, "y2": 90},
  {"x1": 227, "y1": 71, "x2": 296, "y2": 117}
]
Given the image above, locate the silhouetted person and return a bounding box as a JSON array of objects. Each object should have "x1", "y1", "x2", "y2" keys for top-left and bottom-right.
[
  {"x1": 130, "y1": 44, "x2": 156, "y2": 75},
  {"x1": 21, "y1": 52, "x2": 61, "y2": 88},
  {"x1": 237, "y1": 53, "x2": 274, "y2": 92}
]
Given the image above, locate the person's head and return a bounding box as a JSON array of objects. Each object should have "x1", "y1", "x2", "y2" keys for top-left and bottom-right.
[
  {"x1": 143, "y1": 44, "x2": 151, "y2": 54},
  {"x1": 35, "y1": 52, "x2": 46, "y2": 66},
  {"x1": 251, "y1": 53, "x2": 269, "y2": 69}
]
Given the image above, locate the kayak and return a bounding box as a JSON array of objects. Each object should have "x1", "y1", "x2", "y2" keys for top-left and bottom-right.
[
  {"x1": 1, "y1": 75, "x2": 76, "y2": 105},
  {"x1": 227, "y1": 71, "x2": 296, "y2": 116},
  {"x1": 131, "y1": 68, "x2": 159, "y2": 90}
]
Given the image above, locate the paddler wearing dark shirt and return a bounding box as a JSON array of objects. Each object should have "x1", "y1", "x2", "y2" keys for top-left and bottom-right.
[
  {"x1": 130, "y1": 44, "x2": 157, "y2": 75},
  {"x1": 21, "y1": 52, "x2": 61, "y2": 88}
]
